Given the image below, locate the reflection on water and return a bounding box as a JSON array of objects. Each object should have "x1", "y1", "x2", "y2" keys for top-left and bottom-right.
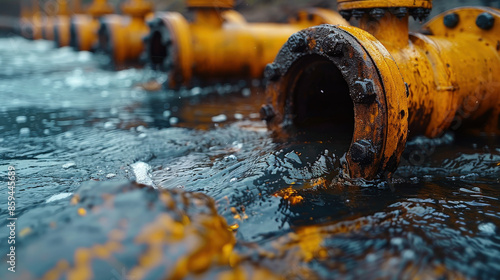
[{"x1": 0, "y1": 36, "x2": 499, "y2": 279}]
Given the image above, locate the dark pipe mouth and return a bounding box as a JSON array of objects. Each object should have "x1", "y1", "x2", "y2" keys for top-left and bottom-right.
[
  {"x1": 97, "y1": 22, "x2": 112, "y2": 54},
  {"x1": 54, "y1": 24, "x2": 60, "y2": 47},
  {"x1": 285, "y1": 54, "x2": 354, "y2": 150},
  {"x1": 265, "y1": 25, "x2": 409, "y2": 179},
  {"x1": 69, "y1": 21, "x2": 79, "y2": 50},
  {"x1": 149, "y1": 30, "x2": 167, "y2": 68}
]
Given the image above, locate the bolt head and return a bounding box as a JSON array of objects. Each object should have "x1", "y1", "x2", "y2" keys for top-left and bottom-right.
[
  {"x1": 476, "y1": 12, "x2": 495, "y2": 30},
  {"x1": 352, "y1": 79, "x2": 376, "y2": 104},
  {"x1": 444, "y1": 13, "x2": 459, "y2": 28},
  {"x1": 322, "y1": 34, "x2": 344, "y2": 57},
  {"x1": 350, "y1": 140, "x2": 374, "y2": 164},
  {"x1": 264, "y1": 63, "x2": 281, "y2": 81},
  {"x1": 288, "y1": 33, "x2": 308, "y2": 53},
  {"x1": 340, "y1": 10, "x2": 352, "y2": 21},
  {"x1": 260, "y1": 104, "x2": 276, "y2": 121},
  {"x1": 370, "y1": 8, "x2": 386, "y2": 21},
  {"x1": 410, "y1": 8, "x2": 430, "y2": 22},
  {"x1": 147, "y1": 18, "x2": 161, "y2": 29},
  {"x1": 391, "y1": 7, "x2": 408, "y2": 19},
  {"x1": 352, "y1": 9, "x2": 365, "y2": 20}
]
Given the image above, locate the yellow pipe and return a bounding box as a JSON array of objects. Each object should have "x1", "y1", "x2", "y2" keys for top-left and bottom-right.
[
  {"x1": 42, "y1": 0, "x2": 70, "y2": 41},
  {"x1": 51, "y1": 0, "x2": 82, "y2": 47},
  {"x1": 145, "y1": 0, "x2": 349, "y2": 88},
  {"x1": 97, "y1": 0, "x2": 154, "y2": 64},
  {"x1": 263, "y1": 0, "x2": 500, "y2": 179},
  {"x1": 20, "y1": 0, "x2": 43, "y2": 40},
  {"x1": 69, "y1": 0, "x2": 114, "y2": 51}
]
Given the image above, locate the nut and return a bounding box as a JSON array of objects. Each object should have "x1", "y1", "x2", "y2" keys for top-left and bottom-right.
[
  {"x1": 352, "y1": 9, "x2": 365, "y2": 20},
  {"x1": 350, "y1": 140, "x2": 375, "y2": 164},
  {"x1": 288, "y1": 33, "x2": 308, "y2": 53},
  {"x1": 369, "y1": 8, "x2": 386, "y2": 21},
  {"x1": 260, "y1": 104, "x2": 276, "y2": 121},
  {"x1": 410, "y1": 8, "x2": 430, "y2": 22},
  {"x1": 391, "y1": 7, "x2": 408, "y2": 19},
  {"x1": 352, "y1": 79, "x2": 376, "y2": 104},
  {"x1": 443, "y1": 13, "x2": 459, "y2": 28},
  {"x1": 340, "y1": 10, "x2": 352, "y2": 21},
  {"x1": 322, "y1": 34, "x2": 344, "y2": 57},
  {"x1": 264, "y1": 63, "x2": 281, "y2": 81},
  {"x1": 147, "y1": 18, "x2": 161, "y2": 29},
  {"x1": 476, "y1": 12, "x2": 495, "y2": 30}
]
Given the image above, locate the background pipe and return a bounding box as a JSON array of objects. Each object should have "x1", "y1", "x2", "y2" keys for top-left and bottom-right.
[
  {"x1": 69, "y1": 0, "x2": 114, "y2": 51},
  {"x1": 144, "y1": 0, "x2": 349, "y2": 89},
  {"x1": 53, "y1": 0, "x2": 81, "y2": 47},
  {"x1": 97, "y1": 0, "x2": 154, "y2": 65},
  {"x1": 19, "y1": 0, "x2": 43, "y2": 40},
  {"x1": 42, "y1": 0, "x2": 70, "y2": 41},
  {"x1": 263, "y1": 0, "x2": 500, "y2": 179}
]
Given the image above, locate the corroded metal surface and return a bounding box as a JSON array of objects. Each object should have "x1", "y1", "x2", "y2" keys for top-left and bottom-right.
[
  {"x1": 265, "y1": 4, "x2": 500, "y2": 179},
  {"x1": 265, "y1": 24, "x2": 408, "y2": 179}
]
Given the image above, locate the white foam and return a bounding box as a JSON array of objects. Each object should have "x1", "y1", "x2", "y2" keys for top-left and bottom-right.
[
  {"x1": 212, "y1": 114, "x2": 227, "y2": 123},
  {"x1": 131, "y1": 161, "x2": 155, "y2": 188},
  {"x1": 45, "y1": 193, "x2": 73, "y2": 203}
]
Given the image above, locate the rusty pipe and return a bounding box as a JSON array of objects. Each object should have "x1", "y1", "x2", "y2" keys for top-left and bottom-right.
[
  {"x1": 145, "y1": 0, "x2": 349, "y2": 89},
  {"x1": 69, "y1": 0, "x2": 114, "y2": 51},
  {"x1": 264, "y1": 0, "x2": 500, "y2": 179},
  {"x1": 96, "y1": 0, "x2": 154, "y2": 65}
]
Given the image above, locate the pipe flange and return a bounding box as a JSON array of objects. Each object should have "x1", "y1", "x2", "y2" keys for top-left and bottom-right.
[
  {"x1": 265, "y1": 24, "x2": 408, "y2": 179},
  {"x1": 337, "y1": 0, "x2": 432, "y2": 11},
  {"x1": 338, "y1": 0, "x2": 432, "y2": 21},
  {"x1": 146, "y1": 12, "x2": 193, "y2": 88},
  {"x1": 186, "y1": 0, "x2": 234, "y2": 9}
]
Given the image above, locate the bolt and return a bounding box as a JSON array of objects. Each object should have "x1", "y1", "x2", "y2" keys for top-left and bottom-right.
[
  {"x1": 161, "y1": 31, "x2": 171, "y2": 45},
  {"x1": 476, "y1": 12, "x2": 495, "y2": 30},
  {"x1": 340, "y1": 10, "x2": 352, "y2": 21},
  {"x1": 410, "y1": 8, "x2": 430, "y2": 22},
  {"x1": 288, "y1": 33, "x2": 308, "y2": 53},
  {"x1": 350, "y1": 139, "x2": 374, "y2": 164},
  {"x1": 147, "y1": 18, "x2": 161, "y2": 29},
  {"x1": 264, "y1": 63, "x2": 281, "y2": 81},
  {"x1": 322, "y1": 34, "x2": 344, "y2": 57},
  {"x1": 391, "y1": 7, "x2": 408, "y2": 19},
  {"x1": 443, "y1": 13, "x2": 459, "y2": 28},
  {"x1": 352, "y1": 9, "x2": 365, "y2": 20},
  {"x1": 352, "y1": 79, "x2": 376, "y2": 104},
  {"x1": 370, "y1": 8, "x2": 386, "y2": 21},
  {"x1": 260, "y1": 104, "x2": 276, "y2": 121}
]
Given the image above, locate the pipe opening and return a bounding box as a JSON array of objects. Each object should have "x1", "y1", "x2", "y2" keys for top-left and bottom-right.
[
  {"x1": 69, "y1": 21, "x2": 78, "y2": 50},
  {"x1": 53, "y1": 25, "x2": 60, "y2": 47},
  {"x1": 97, "y1": 23, "x2": 110, "y2": 53},
  {"x1": 285, "y1": 55, "x2": 354, "y2": 149},
  {"x1": 149, "y1": 30, "x2": 167, "y2": 66}
]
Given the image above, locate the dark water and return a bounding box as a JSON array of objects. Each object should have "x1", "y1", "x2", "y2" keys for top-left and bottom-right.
[{"x1": 0, "y1": 36, "x2": 499, "y2": 279}]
